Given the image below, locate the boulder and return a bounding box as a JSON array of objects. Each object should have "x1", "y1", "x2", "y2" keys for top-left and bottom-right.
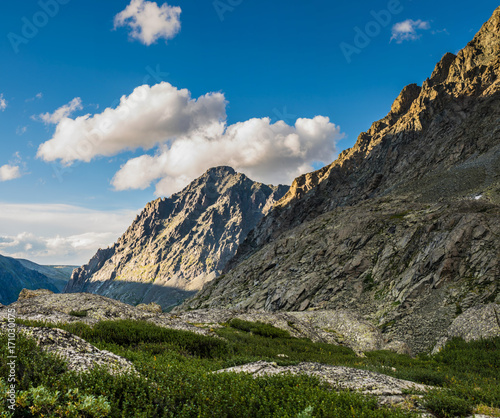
[
  {"x1": 136, "y1": 302, "x2": 163, "y2": 313},
  {"x1": 18, "y1": 288, "x2": 54, "y2": 301},
  {"x1": 432, "y1": 304, "x2": 500, "y2": 354}
]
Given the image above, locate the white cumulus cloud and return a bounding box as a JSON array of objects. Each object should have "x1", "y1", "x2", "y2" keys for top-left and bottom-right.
[
  {"x1": 112, "y1": 116, "x2": 341, "y2": 195},
  {"x1": 37, "y1": 83, "x2": 226, "y2": 164},
  {"x1": 0, "y1": 165, "x2": 22, "y2": 182},
  {"x1": 391, "y1": 19, "x2": 431, "y2": 43},
  {"x1": 0, "y1": 94, "x2": 7, "y2": 111},
  {"x1": 38, "y1": 97, "x2": 83, "y2": 125},
  {"x1": 114, "y1": 0, "x2": 181, "y2": 46},
  {"x1": 36, "y1": 81, "x2": 343, "y2": 195}
]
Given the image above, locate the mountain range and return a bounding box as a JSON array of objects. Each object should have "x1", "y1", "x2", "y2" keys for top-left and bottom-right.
[
  {"x1": 30, "y1": 6, "x2": 500, "y2": 354},
  {"x1": 179, "y1": 7, "x2": 500, "y2": 353},
  {"x1": 0, "y1": 254, "x2": 75, "y2": 305}
]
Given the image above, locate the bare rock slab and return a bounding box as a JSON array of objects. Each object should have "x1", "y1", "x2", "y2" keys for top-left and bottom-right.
[
  {"x1": 1, "y1": 323, "x2": 135, "y2": 375},
  {"x1": 217, "y1": 361, "x2": 430, "y2": 407}
]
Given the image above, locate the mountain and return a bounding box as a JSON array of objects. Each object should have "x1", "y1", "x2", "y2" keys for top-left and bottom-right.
[
  {"x1": 180, "y1": 7, "x2": 500, "y2": 354},
  {"x1": 65, "y1": 167, "x2": 288, "y2": 310},
  {"x1": 16, "y1": 259, "x2": 76, "y2": 291},
  {"x1": 0, "y1": 255, "x2": 60, "y2": 305}
]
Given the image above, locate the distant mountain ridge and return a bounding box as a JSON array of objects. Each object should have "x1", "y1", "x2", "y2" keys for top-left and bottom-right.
[
  {"x1": 179, "y1": 7, "x2": 500, "y2": 354},
  {"x1": 0, "y1": 255, "x2": 63, "y2": 305},
  {"x1": 65, "y1": 167, "x2": 288, "y2": 309},
  {"x1": 16, "y1": 259, "x2": 76, "y2": 291}
]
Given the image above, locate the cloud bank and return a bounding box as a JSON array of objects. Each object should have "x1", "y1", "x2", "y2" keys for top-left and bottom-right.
[
  {"x1": 37, "y1": 81, "x2": 342, "y2": 195},
  {"x1": 391, "y1": 19, "x2": 430, "y2": 43},
  {"x1": 0, "y1": 203, "x2": 139, "y2": 265},
  {"x1": 114, "y1": 0, "x2": 182, "y2": 45}
]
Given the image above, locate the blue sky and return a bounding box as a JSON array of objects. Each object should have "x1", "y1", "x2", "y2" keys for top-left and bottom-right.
[{"x1": 0, "y1": 0, "x2": 498, "y2": 265}]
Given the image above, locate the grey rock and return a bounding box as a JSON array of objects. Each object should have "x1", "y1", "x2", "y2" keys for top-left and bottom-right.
[
  {"x1": 0, "y1": 323, "x2": 135, "y2": 375},
  {"x1": 184, "y1": 198, "x2": 500, "y2": 354},
  {"x1": 136, "y1": 302, "x2": 163, "y2": 313},
  {"x1": 216, "y1": 361, "x2": 430, "y2": 406},
  {"x1": 432, "y1": 304, "x2": 500, "y2": 354}
]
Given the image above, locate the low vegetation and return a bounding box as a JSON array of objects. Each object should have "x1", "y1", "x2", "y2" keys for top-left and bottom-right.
[{"x1": 0, "y1": 318, "x2": 498, "y2": 417}]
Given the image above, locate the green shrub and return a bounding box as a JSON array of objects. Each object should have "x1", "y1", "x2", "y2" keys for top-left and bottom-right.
[
  {"x1": 16, "y1": 385, "x2": 111, "y2": 417},
  {"x1": 69, "y1": 310, "x2": 88, "y2": 317},
  {"x1": 423, "y1": 390, "x2": 473, "y2": 418},
  {"x1": 0, "y1": 333, "x2": 67, "y2": 390},
  {"x1": 64, "y1": 319, "x2": 231, "y2": 359},
  {"x1": 228, "y1": 318, "x2": 291, "y2": 339}
]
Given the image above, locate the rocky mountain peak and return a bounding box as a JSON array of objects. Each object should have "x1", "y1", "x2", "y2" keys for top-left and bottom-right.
[
  {"x1": 65, "y1": 168, "x2": 288, "y2": 310},
  {"x1": 389, "y1": 83, "x2": 422, "y2": 116},
  {"x1": 427, "y1": 52, "x2": 457, "y2": 87},
  {"x1": 203, "y1": 165, "x2": 236, "y2": 177}
]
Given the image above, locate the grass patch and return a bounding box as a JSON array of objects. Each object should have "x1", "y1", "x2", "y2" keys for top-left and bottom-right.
[
  {"x1": 69, "y1": 310, "x2": 88, "y2": 317},
  {"x1": 423, "y1": 390, "x2": 473, "y2": 418},
  {"x1": 228, "y1": 318, "x2": 291, "y2": 339}
]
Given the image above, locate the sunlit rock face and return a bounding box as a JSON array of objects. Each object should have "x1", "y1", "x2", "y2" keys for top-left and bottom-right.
[{"x1": 65, "y1": 166, "x2": 288, "y2": 310}]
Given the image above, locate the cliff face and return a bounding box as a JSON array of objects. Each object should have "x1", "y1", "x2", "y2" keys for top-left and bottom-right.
[
  {"x1": 65, "y1": 167, "x2": 288, "y2": 310},
  {"x1": 226, "y1": 7, "x2": 500, "y2": 267},
  {"x1": 180, "y1": 8, "x2": 500, "y2": 354}
]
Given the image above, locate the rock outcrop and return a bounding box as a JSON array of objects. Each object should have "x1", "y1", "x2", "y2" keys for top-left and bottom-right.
[
  {"x1": 432, "y1": 303, "x2": 500, "y2": 353},
  {"x1": 179, "y1": 8, "x2": 500, "y2": 354},
  {"x1": 65, "y1": 167, "x2": 288, "y2": 310},
  {"x1": 1, "y1": 323, "x2": 135, "y2": 375},
  {"x1": 0, "y1": 292, "x2": 404, "y2": 354},
  {"x1": 216, "y1": 361, "x2": 430, "y2": 407},
  {"x1": 18, "y1": 288, "x2": 54, "y2": 300},
  {"x1": 2, "y1": 291, "x2": 498, "y2": 361}
]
